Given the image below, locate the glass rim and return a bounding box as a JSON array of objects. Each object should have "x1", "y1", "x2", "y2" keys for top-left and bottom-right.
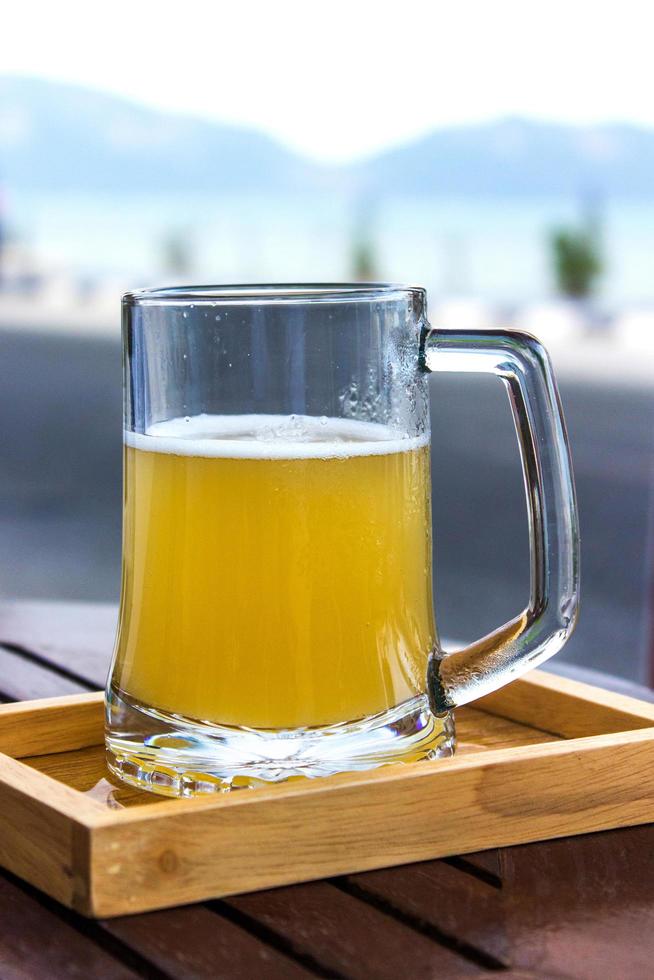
[{"x1": 123, "y1": 282, "x2": 425, "y2": 306}]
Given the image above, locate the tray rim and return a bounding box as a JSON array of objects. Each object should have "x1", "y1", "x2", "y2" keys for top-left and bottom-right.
[
  {"x1": 2, "y1": 668, "x2": 654, "y2": 916},
  {"x1": 0, "y1": 668, "x2": 653, "y2": 831}
]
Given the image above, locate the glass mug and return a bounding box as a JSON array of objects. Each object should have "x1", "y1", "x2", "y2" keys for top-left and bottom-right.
[{"x1": 106, "y1": 284, "x2": 579, "y2": 796}]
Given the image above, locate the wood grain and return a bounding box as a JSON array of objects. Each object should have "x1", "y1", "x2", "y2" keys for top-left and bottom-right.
[
  {"x1": 342, "y1": 858, "x2": 509, "y2": 963},
  {"x1": 20, "y1": 702, "x2": 559, "y2": 810},
  {"x1": 87, "y1": 727, "x2": 654, "y2": 916},
  {"x1": 0, "y1": 691, "x2": 103, "y2": 758},
  {"x1": 456, "y1": 705, "x2": 559, "y2": 752},
  {"x1": 0, "y1": 671, "x2": 653, "y2": 917},
  {"x1": 0, "y1": 751, "x2": 96, "y2": 909},
  {"x1": 0, "y1": 646, "x2": 89, "y2": 702},
  {"x1": 478, "y1": 668, "x2": 654, "y2": 736},
  {"x1": 224, "y1": 880, "x2": 486, "y2": 977},
  {"x1": 499, "y1": 825, "x2": 654, "y2": 978},
  {"x1": 0, "y1": 599, "x2": 115, "y2": 687},
  {"x1": 3, "y1": 599, "x2": 654, "y2": 971},
  {"x1": 23, "y1": 745, "x2": 163, "y2": 810},
  {"x1": 102, "y1": 904, "x2": 315, "y2": 979},
  {"x1": 0, "y1": 873, "x2": 138, "y2": 979}
]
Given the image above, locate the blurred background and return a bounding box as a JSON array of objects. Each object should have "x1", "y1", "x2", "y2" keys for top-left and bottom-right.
[{"x1": 1, "y1": 1, "x2": 653, "y2": 687}]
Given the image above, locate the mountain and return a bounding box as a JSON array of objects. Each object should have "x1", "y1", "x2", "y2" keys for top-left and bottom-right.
[
  {"x1": 357, "y1": 118, "x2": 654, "y2": 196},
  {"x1": 0, "y1": 76, "x2": 315, "y2": 192},
  {"x1": 2, "y1": 76, "x2": 654, "y2": 197}
]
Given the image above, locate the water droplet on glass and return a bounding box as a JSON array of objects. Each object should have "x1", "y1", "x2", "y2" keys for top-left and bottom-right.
[
  {"x1": 183, "y1": 353, "x2": 187, "y2": 360},
  {"x1": 215, "y1": 314, "x2": 221, "y2": 321},
  {"x1": 228, "y1": 362, "x2": 232, "y2": 368},
  {"x1": 182, "y1": 311, "x2": 188, "y2": 319},
  {"x1": 319, "y1": 416, "x2": 328, "y2": 426}
]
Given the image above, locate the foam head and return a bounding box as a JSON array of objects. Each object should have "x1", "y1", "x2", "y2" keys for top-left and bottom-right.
[{"x1": 125, "y1": 414, "x2": 429, "y2": 459}]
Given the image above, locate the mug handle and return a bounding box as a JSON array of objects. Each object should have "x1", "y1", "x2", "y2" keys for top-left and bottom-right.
[{"x1": 421, "y1": 327, "x2": 580, "y2": 712}]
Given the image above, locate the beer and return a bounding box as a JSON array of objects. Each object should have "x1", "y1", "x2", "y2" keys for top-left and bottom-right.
[{"x1": 111, "y1": 414, "x2": 435, "y2": 730}]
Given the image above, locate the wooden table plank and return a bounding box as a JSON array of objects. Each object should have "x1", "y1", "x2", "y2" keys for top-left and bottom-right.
[
  {"x1": 342, "y1": 858, "x2": 509, "y2": 964},
  {"x1": 452, "y1": 849, "x2": 503, "y2": 883},
  {"x1": 0, "y1": 600, "x2": 115, "y2": 688},
  {"x1": 0, "y1": 647, "x2": 90, "y2": 701},
  {"x1": 224, "y1": 880, "x2": 489, "y2": 977},
  {"x1": 499, "y1": 826, "x2": 654, "y2": 979},
  {"x1": 103, "y1": 905, "x2": 315, "y2": 980},
  {"x1": 0, "y1": 874, "x2": 142, "y2": 979}
]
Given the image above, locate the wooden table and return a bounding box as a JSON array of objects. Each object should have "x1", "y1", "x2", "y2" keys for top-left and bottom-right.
[{"x1": 1, "y1": 600, "x2": 653, "y2": 979}]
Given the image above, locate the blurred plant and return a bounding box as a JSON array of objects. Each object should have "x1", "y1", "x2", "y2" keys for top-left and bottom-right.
[
  {"x1": 351, "y1": 195, "x2": 379, "y2": 282},
  {"x1": 550, "y1": 223, "x2": 602, "y2": 300},
  {"x1": 161, "y1": 230, "x2": 193, "y2": 276},
  {"x1": 351, "y1": 236, "x2": 377, "y2": 281}
]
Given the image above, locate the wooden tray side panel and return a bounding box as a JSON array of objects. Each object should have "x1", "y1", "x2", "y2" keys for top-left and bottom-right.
[
  {"x1": 0, "y1": 693, "x2": 104, "y2": 758},
  {"x1": 87, "y1": 729, "x2": 654, "y2": 917},
  {"x1": 478, "y1": 671, "x2": 654, "y2": 737},
  {"x1": 0, "y1": 755, "x2": 83, "y2": 908}
]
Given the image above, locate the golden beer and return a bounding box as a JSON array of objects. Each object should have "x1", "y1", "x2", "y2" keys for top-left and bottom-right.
[{"x1": 112, "y1": 414, "x2": 436, "y2": 730}]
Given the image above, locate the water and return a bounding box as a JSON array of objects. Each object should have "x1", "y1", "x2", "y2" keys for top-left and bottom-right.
[{"x1": 9, "y1": 189, "x2": 654, "y2": 305}]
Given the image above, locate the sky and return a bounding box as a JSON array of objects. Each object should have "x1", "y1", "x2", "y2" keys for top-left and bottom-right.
[{"x1": 2, "y1": 0, "x2": 652, "y2": 162}]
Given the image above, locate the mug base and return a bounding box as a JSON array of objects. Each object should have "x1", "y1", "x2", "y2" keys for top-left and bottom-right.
[{"x1": 105, "y1": 685, "x2": 455, "y2": 797}]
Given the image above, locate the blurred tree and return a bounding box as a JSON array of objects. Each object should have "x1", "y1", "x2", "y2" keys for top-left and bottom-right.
[
  {"x1": 550, "y1": 223, "x2": 602, "y2": 299},
  {"x1": 161, "y1": 230, "x2": 193, "y2": 276},
  {"x1": 351, "y1": 195, "x2": 378, "y2": 281},
  {"x1": 352, "y1": 236, "x2": 377, "y2": 281}
]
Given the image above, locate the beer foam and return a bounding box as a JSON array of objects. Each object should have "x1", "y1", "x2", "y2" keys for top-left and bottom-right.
[{"x1": 124, "y1": 414, "x2": 429, "y2": 459}]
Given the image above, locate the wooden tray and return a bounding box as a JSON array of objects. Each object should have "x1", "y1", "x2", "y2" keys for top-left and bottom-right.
[{"x1": 1, "y1": 669, "x2": 653, "y2": 918}]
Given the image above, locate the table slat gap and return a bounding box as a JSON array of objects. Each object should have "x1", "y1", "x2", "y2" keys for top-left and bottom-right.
[
  {"x1": 0, "y1": 646, "x2": 91, "y2": 702},
  {"x1": 440, "y1": 855, "x2": 503, "y2": 890},
  {"x1": 208, "y1": 899, "x2": 346, "y2": 979},
  {"x1": 329, "y1": 877, "x2": 507, "y2": 971},
  {"x1": 0, "y1": 869, "x2": 144, "y2": 979},
  {"x1": 222, "y1": 880, "x2": 488, "y2": 977},
  {"x1": 342, "y1": 858, "x2": 509, "y2": 964},
  {"x1": 0, "y1": 867, "x2": 171, "y2": 980},
  {"x1": 101, "y1": 903, "x2": 317, "y2": 979},
  {"x1": 0, "y1": 640, "x2": 99, "y2": 691}
]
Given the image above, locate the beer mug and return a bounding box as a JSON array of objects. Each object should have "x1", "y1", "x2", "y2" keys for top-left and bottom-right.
[{"x1": 106, "y1": 284, "x2": 579, "y2": 796}]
